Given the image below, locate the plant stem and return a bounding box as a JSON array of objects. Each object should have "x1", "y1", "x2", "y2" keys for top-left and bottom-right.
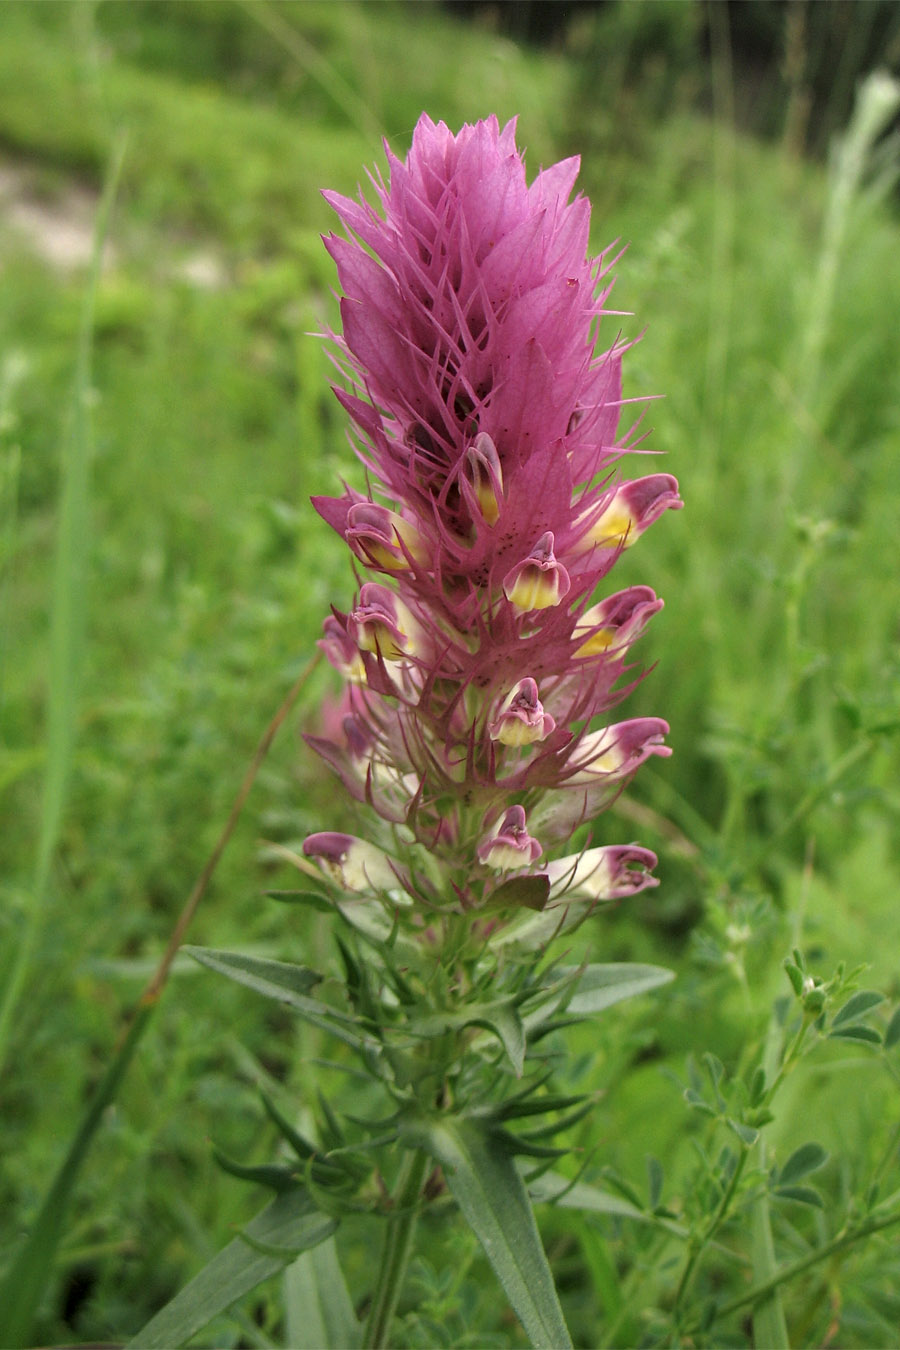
[
  {"x1": 364, "y1": 1148, "x2": 431, "y2": 1349},
  {"x1": 695, "y1": 1203, "x2": 900, "y2": 1335},
  {"x1": 749, "y1": 1138, "x2": 789, "y2": 1348},
  {"x1": 671, "y1": 1144, "x2": 749, "y2": 1323}
]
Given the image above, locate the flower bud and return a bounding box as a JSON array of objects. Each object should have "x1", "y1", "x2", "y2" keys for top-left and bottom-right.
[
  {"x1": 346, "y1": 502, "x2": 427, "y2": 571},
  {"x1": 462, "y1": 432, "x2": 504, "y2": 525},
  {"x1": 572, "y1": 586, "x2": 662, "y2": 659},
  {"x1": 348, "y1": 583, "x2": 419, "y2": 661},
  {"x1": 302, "y1": 832, "x2": 399, "y2": 892},
  {"x1": 544, "y1": 844, "x2": 659, "y2": 901},
  {"x1": 565, "y1": 718, "x2": 670, "y2": 786},
  {"x1": 488, "y1": 677, "x2": 556, "y2": 747},
  {"x1": 574, "y1": 475, "x2": 682, "y2": 553},
  {"x1": 318, "y1": 613, "x2": 366, "y2": 682},
  {"x1": 477, "y1": 805, "x2": 542, "y2": 870},
  {"x1": 503, "y1": 532, "x2": 571, "y2": 612}
]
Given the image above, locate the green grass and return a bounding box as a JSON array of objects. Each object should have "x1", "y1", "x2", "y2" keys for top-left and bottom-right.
[{"x1": 1, "y1": 1, "x2": 899, "y2": 1345}]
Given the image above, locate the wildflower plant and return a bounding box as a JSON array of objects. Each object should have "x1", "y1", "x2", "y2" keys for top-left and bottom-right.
[{"x1": 137, "y1": 114, "x2": 683, "y2": 1349}]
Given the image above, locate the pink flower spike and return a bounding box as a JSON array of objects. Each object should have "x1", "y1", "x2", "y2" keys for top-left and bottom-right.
[
  {"x1": 302, "y1": 832, "x2": 403, "y2": 893},
  {"x1": 488, "y1": 678, "x2": 556, "y2": 747},
  {"x1": 575, "y1": 474, "x2": 682, "y2": 553},
  {"x1": 503, "y1": 532, "x2": 571, "y2": 612},
  {"x1": 544, "y1": 844, "x2": 659, "y2": 902},
  {"x1": 348, "y1": 582, "x2": 419, "y2": 661},
  {"x1": 477, "y1": 805, "x2": 542, "y2": 871},
  {"x1": 346, "y1": 502, "x2": 427, "y2": 572}
]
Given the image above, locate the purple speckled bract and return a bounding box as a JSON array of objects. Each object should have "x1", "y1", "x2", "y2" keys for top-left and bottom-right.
[{"x1": 306, "y1": 114, "x2": 682, "y2": 914}]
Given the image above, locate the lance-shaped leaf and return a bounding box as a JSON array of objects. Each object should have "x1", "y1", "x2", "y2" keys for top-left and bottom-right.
[
  {"x1": 528, "y1": 1172, "x2": 687, "y2": 1237},
  {"x1": 185, "y1": 947, "x2": 380, "y2": 1052},
  {"x1": 527, "y1": 962, "x2": 673, "y2": 1029},
  {"x1": 127, "y1": 1189, "x2": 336, "y2": 1349},
  {"x1": 563, "y1": 962, "x2": 674, "y2": 1013},
  {"x1": 401, "y1": 1114, "x2": 572, "y2": 1349}
]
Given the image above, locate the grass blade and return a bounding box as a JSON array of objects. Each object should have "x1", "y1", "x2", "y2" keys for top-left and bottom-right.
[
  {"x1": 0, "y1": 133, "x2": 126, "y2": 1077},
  {"x1": 127, "y1": 1190, "x2": 336, "y2": 1350},
  {"x1": 284, "y1": 1236, "x2": 361, "y2": 1350},
  {"x1": 0, "y1": 1002, "x2": 152, "y2": 1346}
]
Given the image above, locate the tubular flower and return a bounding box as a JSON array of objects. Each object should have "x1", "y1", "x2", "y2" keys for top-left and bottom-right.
[
  {"x1": 503, "y1": 533, "x2": 571, "y2": 612},
  {"x1": 347, "y1": 583, "x2": 421, "y2": 662},
  {"x1": 305, "y1": 113, "x2": 681, "y2": 925},
  {"x1": 573, "y1": 475, "x2": 682, "y2": 554},
  {"x1": 544, "y1": 844, "x2": 660, "y2": 903},
  {"x1": 477, "y1": 806, "x2": 543, "y2": 871},
  {"x1": 488, "y1": 678, "x2": 556, "y2": 747},
  {"x1": 318, "y1": 612, "x2": 366, "y2": 683},
  {"x1": 346, "y1": 502, "x2": 428, "y2": 572},
  {"x1": 303, "y1": 832, "x2": 403, "y2": 894}
]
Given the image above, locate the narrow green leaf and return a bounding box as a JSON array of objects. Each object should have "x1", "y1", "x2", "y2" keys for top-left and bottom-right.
[
  {"x1": 774, "y1": 1184, "x2": 825, "y2": 1208},
  {"x1": 185, "y1": 947, "x2": 378, "y2": 1051},
  {"x1": 409, "y1": 999, "x2": 526, "y2": 1075},
  {"x1": 885, "y1": 1006, "x2": 900, "y2": 1049},
  {"x1": 284, "y1": 1237, "x2": 361, "y2": 1350},
  {"x1": 513, "y1": 1098, "x2": 595, "y2": 1144},
  {"x1": 563, "y1": 963, "x2": 674, "y2": 1015},
  {"x1": 832, "y1": 990, "x2": 885, "y2": 1028},
  {"x1": 317, "y1": 1089, "x2": 346, "y2": 1151},
  {"x1": 497, "y1": 1092, "x2": 586, "y2": 1122},
  {"x1": 647, "y1": 1155, "x2": 664, "y2": 1212},
  {"x1": 783, "y1": 960, "x2": 804, "y2": 996},
  {"x1": 749, "y1": 1065, "x2": 767, "y2": 1105},
  {"x1": 528, "y1": 1172, "x2": 643, "y2": 1222},
  {"x1": 727, "y1": 1119, "x2": 759, "y2": 1147},
  {"x1": 778, "y1": 1142, "x2": 828, "y2": 1186},
  {"x1": 470, "y1": 1005, "x2": 526, "y2": 1076},
  {"x1": 684, "y1": 1089, "x2": 717, "y2": 1116},
  {"x1": 260, "y1": 1092, "x2": 318, "y2": 1161},
  {"x1": 529, "y1": 1171, "x2": 688, "y2": 1238},
  {"x1": 127, "y1": 1190, "x2": 336, "y2": 1350},
  {"x1": 570, "y1": 1215, "x2": 624, "y2": 1324},
  {"x1": 402, "y1": 1115, "x2": 572, "y2": 1348},
  {"x1": 829, "y1": 1024, "x2": 882, "y2": 1045},
  {"x1": 185, "y1": 946, "x2": 321, "y2": 995},
  {"x1": 213, "y1": 1150, "x2": 298, "y2": 1192},
  {"x1": 0, "y1": 133, "x2": 126, "y2": 1080},
  {"x1": 495, "y1": 1130, "x2": 568, "y2": 1161}
]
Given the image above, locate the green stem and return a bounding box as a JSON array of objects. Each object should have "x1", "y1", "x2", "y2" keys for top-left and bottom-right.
[
  {"x1": 364, "y1": 1148, "x2": 431, "y2": 1349},
  {"x1": 695, "y1": 1203, "x2": 900, "y2": 1335},
  {"x1": 749, "y1": 1138, "x2": 789, "y2": 1349},
  {"x1": 671, "y1": 1144, "x2": 749, "y2": 1322}
]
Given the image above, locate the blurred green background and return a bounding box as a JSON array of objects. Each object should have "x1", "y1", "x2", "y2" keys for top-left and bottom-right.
[{"x1": 2, "y1": 1, "x2": 899, "y2": 1345}]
